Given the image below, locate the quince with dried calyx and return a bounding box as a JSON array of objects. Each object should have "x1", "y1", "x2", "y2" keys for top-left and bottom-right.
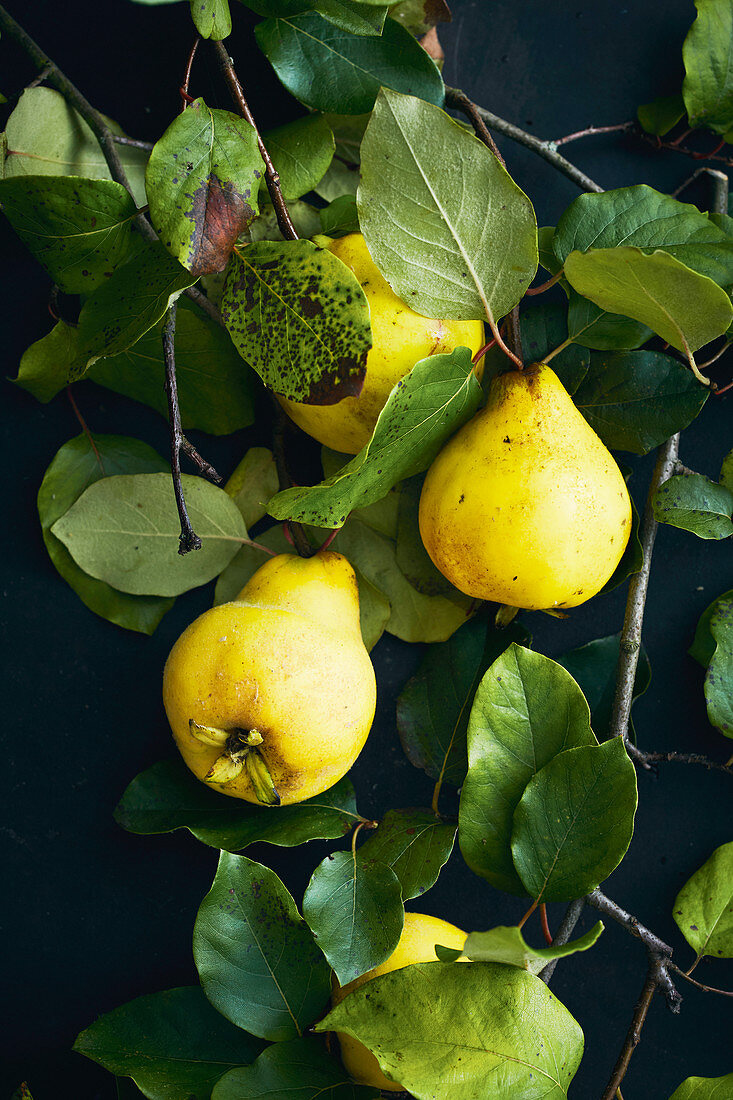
[{"x1": 163, "y1": 552, "x2": 377, "y2": 806}]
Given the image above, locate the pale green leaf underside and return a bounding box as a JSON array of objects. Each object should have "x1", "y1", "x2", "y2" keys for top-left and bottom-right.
[
  {"x1": 564, "y1": 246, "x2": 733, "y2": 356},
  {"x1": 358, "y1": 88, "x2": 538, "y2": 324},
  {"x1": 51, "y1": 472, "x2": 246, "y2": 596}
]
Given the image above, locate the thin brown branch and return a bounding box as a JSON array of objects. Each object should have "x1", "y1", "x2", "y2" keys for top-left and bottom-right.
[
  {"x1": 504, "y1": 306, "x2": 524, "y2": 366},
  {"x1": 599, "y1": 953, "x2": 678, "y2": 1100},
  {"x1": 608, "y1": 434, "x2": 680, "y2": 745},
  {"x1": 539, "y1": 898, "x2": 585, "y2": 984},
  {"x1": 66, "y1": 388, "x2": 104, "y2": 474},
  {"x1": 639, "y1": 129, "x2": 733, "y2": 169},
  {"x1": 111, "y1": 134, "x2": 154, "y2": 152},
  {"x1": 444, "y1": 86, "x2": 505, "y2": 165},
  {"x1": 553, "y1": 121, "x2": 635, "y2": 147},
  {"x1": 162, "y1": 304, "x2": 222, "y2": 556},
  {"x1": 0, "y1": 6, "x2": 157, "y2": 242},
  {"x1": 185, "y1": 284, "x2": 224, "y2": 327},
  {"x1": 213, "y1": 40, "x2": 298, "y2": 241},
  {"x1": 445, "y1": 87, "x2": 604, "y2": 193},
  {"x1": 586, "y1": 890, "x2": 675, "y2": 962},
  {"x1": 626, "y1": 744, "x2": 733, "y2": 775},
  {"x1": 670, "y1": 962, "x2": 733, "y2": 997}
]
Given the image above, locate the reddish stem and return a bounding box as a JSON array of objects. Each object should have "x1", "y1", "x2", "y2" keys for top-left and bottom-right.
[
  {"x1": 180, "y1": 37, "x2": 200, "y2": 112},
  {"x1": 540, "y1": 903, "x2": 553, "y2": 946},
  {"x1": 67, "y1": 387, "x2": 105, "y2": 474},
  {"x1": 518, "y1": 898, "x2": 539, "y2": 928},
  {"x1": 319, "y1": 528, "x2": 341, "y2": 552},
  {"x1": 525, "y1": 271, "x2": 563, "y2": 296},
  {"x1": 472, "y1": 336, "x2": 497, "y2": 363}
]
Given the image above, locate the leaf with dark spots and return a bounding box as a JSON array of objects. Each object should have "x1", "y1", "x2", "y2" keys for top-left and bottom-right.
[
  {"x1": 0, "y1": 175, "x2": 138, "y2": 294},
  {"x1": 146, "y1": 99, "x2": 263, "y2": 275},
  {"x1": 222, "y1": 238, "x2": 371, "y2": 404},
  {"x1": 194, "y1": 852, "x2": 331, "y2": 1041}
]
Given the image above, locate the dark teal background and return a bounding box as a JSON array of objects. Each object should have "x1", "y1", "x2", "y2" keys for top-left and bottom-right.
[{"x1": 2, "y1": 1, "x2": 732, "y2": 1097}]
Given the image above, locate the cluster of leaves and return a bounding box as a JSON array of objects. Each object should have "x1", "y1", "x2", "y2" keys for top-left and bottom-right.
[
  {"x1": 3, "y1": 0, "x2": 733, "y2": 1097},
  {"x1": 638, "y1": 0, "x2": 733, "y2": 141},
  {"x1": 73, "y1": 636, "x2": 732, "y2": 1099}
]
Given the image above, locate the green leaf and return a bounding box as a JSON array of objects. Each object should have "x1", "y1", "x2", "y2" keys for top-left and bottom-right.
[
  {"x1": 320, "y1": 193, "x2": 360, "y2": 236},
  {"x1": 212, "y1": 1036, "x2": 379, "y2": 1100},
  {"x1": 572, "y1": 350, "x2": 709, "y2": 455},
  {"x1": 263, "y1": 114, "x2": 335, "y2": 201},
  {"x1": 683, "y1": 0, "x2": 733, "y2": 135},
  {"x1": 74, "y1": 240, "x2": 197, "y2": 378},
  {"x1": 255, "y1": 14, "x2": 444, "y2": 115},
  {"x1": 242, "y1": 0, "x2": 389, "y2": 36},
  {"x1": 554, "y1": 185, "x2": 733, "y2": 286},
  {"x1": 190, "y1": 0, "x2": 231, "y2": 37},
  {"x1": 564, "y1": 247, "x2": 733, "y2": 357},
  {"x1": 358, "y1": 88, "x2": 537, "y2": 324},
  {"x1": 9, "y1": 1086, "x2": 34, "y2": 1100},
  {"x1": 669, "y1": 1072, "x2": 733, "y2": 1099},
  {"x1": 459, "y1": 644, "x2": 596, "y2": 896},
  {"x1": 73, "y1": 986, "x2": 263, "y2": 1100},
  {"x1": 51, "y1": 472, "x2": 247, "y2": 596},
  {"x1": 558, "y1": 633, "x2": 651, "y2": 741},
  {"x1": 689, "y1": 588, "x2": 733, "y2": 667},
  {"x1": 13, "y1": 320, "x2": 77, "y2": 403},
  {"x1": 456, "y1": 920, "x2": 604, "y2": 975},
  {"x1": 313, "y1": 113, "x2": 366, "y2": 200},
  {"x1": 396, "y1": 618, "x2": 530, "y2": 788},
  {"x1": 673, "y1": 840, "x2": 733, "y2": 958},
  {"x1": 0, "y1": 175, "x2": 138, "y2": 293},
  {"x1": 268, "y1": 347, "x2": 482, "y2": 528},
  {"x1": 358, "y1": 808, "x2": 456, "y2": 899},
  {"x1": 566, "y1": 289, "x2": 653, "y2": 351},
  {"x1": 721, "y1": 447, "x2": 733, "y2": 491},
  {"x1": 706, "y1": 595, "x2": 733, "y2": 735},
  {"x1": 318, "y1": 962, "x2": 584, "y2": 1098},
  {"x1": 519, "y1": 302, "x2": 590, "y2": 394},
  {"x1": 37, "y1": 434, "x2": 174, "y2": 635},
  {"x1": 146, "y1": 99, "x2": 262, "y2": 275},
  {"x1": 114, "y1": 758, "x2": 361, "y2": 850},
  {"x1": 388, "y1": 0, "x2": 451, "y2": 36},
  {"x1": 3, "y1": 87, "x2": 148, "y2": 205},
  {"x1": 334, "y1": 515, "x2": 471, "y2": 643},
  {"x1": 511, "y1": 739, "x2": 638, "y2": 903},
  {"x1": 303, "y1": 850, "x2": 404, "y2": 984},
  {"x1": 87, "y1": 299, "x2": 255, "y2": 435},
  {"x1": 637, "y1": 92, "x2": 686, "y2": 135},
  {"x1": 653, "y1": 473, "x2": 733, "y2": 539},
  {"x1": 224, "y1": 446, "x2": 279, "y2": 527},
  {"x1": 222, "y1": 239, "x2": 371, "y2": 403},
  {"x1": 193, "y1": 851, "x2": 331, "y2": 1040}
]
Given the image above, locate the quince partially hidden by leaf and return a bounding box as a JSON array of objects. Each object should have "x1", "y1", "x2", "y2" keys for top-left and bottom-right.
[
  {"x1": 278, "y1": 232, "x2": 485, "y2": 454},
  {"x1": 331, "y1": 911, "x2": 465, "y2": 1092},
  {"x1": 419, "y1": 362, "x2": 632, "y2": 610},
  {"x1": 163, "y1": 552, "x2": 376, "y2": 806}
]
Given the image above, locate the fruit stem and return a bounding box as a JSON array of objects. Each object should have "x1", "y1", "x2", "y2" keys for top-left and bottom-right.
[
  {"x1": 488, "y1": 317, "x2": 523, "y2": 370},
  {"x1": 540, "y1": 904, "x2": 553, "y2": 946},
  {"x1": 517, "y1": 898, "x2": 538, "y2": 928}
]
